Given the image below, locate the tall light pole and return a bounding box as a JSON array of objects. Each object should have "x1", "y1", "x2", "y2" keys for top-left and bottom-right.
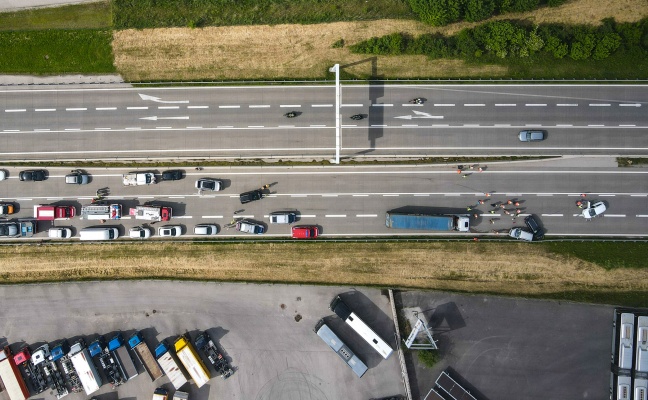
[{"x1": 329, "y1": 64, "x2": 340, "y2": 164}]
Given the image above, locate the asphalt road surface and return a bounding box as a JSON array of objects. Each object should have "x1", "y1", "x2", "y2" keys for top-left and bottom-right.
[
  {"x1": 1, "y1": 160, "x2": 647, "y2": 239},
  {"x1": 0, "y1": 85, "x2": 646, "y2": 161}
]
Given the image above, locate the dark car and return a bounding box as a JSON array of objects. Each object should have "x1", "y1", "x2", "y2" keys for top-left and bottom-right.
[
  {"x1": 19, "y1": 169, "x2": 47, "y2": 182},
  {"x1": 525, "y1": 215, "x2": 544, "y2": 240},
  {"x1": 161, "y1": 170, "x2": 184, "y2": 181},
  {"x1": 239, "y1": 189, "x2": 263, "y2": 204}
]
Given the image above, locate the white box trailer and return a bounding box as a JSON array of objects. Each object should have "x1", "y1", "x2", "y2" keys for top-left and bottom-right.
[
  {"x1": 154, "y1": 342, "x2": 188, "y2": 390},
  {"x1": 69, "y1": 342, "x2": 102, "y2": 395},
  {"x1": 0, "y1": 347, "x2": 30, "y2": 400}
]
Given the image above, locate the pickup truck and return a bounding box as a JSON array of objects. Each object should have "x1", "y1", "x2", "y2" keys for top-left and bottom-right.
[
  {"x1": 34, "y1": 205, "x2": 76, "y2": 221},
  {"x1": 269, "y1": 211, "x2": 296, "y2": 224},
  {"x1": 123, "y1": 172, "x2": 156, "y2": 186}
]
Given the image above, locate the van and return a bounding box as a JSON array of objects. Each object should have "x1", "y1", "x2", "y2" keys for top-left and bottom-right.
[
  {"x1": 524, "y1": 215, "x2": 544, "y2": 239},
  {"x1": 79, "y1": 227, "x2": 119, "y2": 241}
]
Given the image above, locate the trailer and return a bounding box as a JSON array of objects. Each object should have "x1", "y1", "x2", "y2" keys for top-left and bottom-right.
[
  {"x1": 13, "y1": 347, "x2": 47, "y2": 395},
  {"x1": 194, "y1": 331, "x2": 233, "y2": 379},
  {"x1": 89, "y1": 336, "x2": 126, "y2": 387},
  {"x1": 123, "y1": 172, "x2": 156, "y2": 186},
  {"x1": 173, "y1": 391, "x2": 189, "y2": 400},
  {"x1": 385, "y1": 212, "x2": 470, "y2": 232},
  {"x1": 33, "y1": 205, "x2": 76, "y2": 221},
  {"x1": 108, "y1": 334, "x2": 139, "y2": 381},
  {"x1": 80, "y1": 203, "x2": 122, "y2": 220},
  {"x1": 59, "y1": 353, "x2": 83, "y2": 394},
  {"x1": 68, "y1": 340, "x2": 102, "y2": 395},
  {"x1": 129, "y1": 205, "x2": 172, "y2": 222},
  {"x1": 128, "y1": 332, "x2": 164, "y2": 381},
  {"x1": 174, "y1": 335, "x2": 211, "y2": 388},
  {"x1": 154, "y1": 341, "x2": 188, "y2": 390},
  {"x1": 152, "y1": 387, "x2": 168, "y2": 400},
  {"x1": 0, "y1": 221, "x2": 35, "y2": 238},
  {"x1": 0, "y1": 347, "x2": 31, "y2": 400}
]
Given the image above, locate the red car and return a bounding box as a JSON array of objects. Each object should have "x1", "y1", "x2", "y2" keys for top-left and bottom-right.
[{"x1": 291, "y1": 225, "x2": 319, "y2": 239}]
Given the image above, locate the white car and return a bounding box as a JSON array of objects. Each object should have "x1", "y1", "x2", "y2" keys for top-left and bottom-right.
[
  {"x1": 158, "y1": 225, "x2": 183, "y2": 237},
  {"x1": 48, "y1": 228, "x2": 73, "y2": 239},
  {"x1": 129, "y1": 226, "x2": 151, "y2": 239},
  {"x1": 509, "y1": 228, "x2": 534, "y2": 242},
  {"x1": 0, "y1": 170, "x2": 6, "y2": 181},
  {"x1": 236, "y1": 220, "x2": 265, "y2": 234},
  {"x1": 582, "y1": 201, "x2": 607, "y2": 219},
  {"x1": 195, "y1": 178, "x2": 222, "y2": 192},
  {"x1": 194, "y1": 224, "x2": 218, "y2": 235}
]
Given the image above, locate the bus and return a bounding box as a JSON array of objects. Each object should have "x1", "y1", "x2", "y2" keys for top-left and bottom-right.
[
  {"x1": 314, "y1": 320, "x2": 367, "y2": 378},
  {"x1": 329, "y1": 296, "x2": 393, "y2": 359}
]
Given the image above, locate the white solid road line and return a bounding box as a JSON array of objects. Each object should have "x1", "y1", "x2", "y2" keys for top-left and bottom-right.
[{"x1": 356, "y1": 214, "x2": 378, "y2": 217}]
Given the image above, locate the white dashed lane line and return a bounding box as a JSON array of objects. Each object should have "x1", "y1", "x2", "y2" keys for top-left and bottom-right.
[
  {"x1": 127, "y1": 107, "x2": 148, "y2": 110},
  {"x1": 219, "y1": 105, "x2": 240, "y2": 109},
  {"x1": 356, "y1": 214, "x2": 378, "y2": 217},
  {"x1": 312, "y1": 104, "x2": 333, "y2": 107},
  {"x1": 341, "y1": 104, "x2": 363, "y2": 107},
  {"x1": 557, "y1": 104, "x2": 578, "y2": 107},
  {"x1": 202, "y1": 215, "x2": 223, "y2": 218},
  {"x1": 187, "y1": 105, "x2": 209, "y2": 109},
  {"x1": 66, "y1": 108, "x2": 87, "y2": 111},
  {"x1": 371, "y1": 104, "x2": 393, "y2": 107},
  {"x1": 604, "y1": 214, "x2": 626, "y2": 217},
  {"x1": 280, "y1": 105, "x2": 301, "y2": 108},
  {"x1": 35, "y1": 108, "x2": 56, "y2": 112},
  {"x1": 495, "y1": 104, "x2": 516, "y2": 107},
  {"x1": 158, "y1": 106, "x2": 179, "y2": 110},
  {"x1": 5, "y1": 109, "x2": 26, "y2": 112},
  {"x1": 589, "y1": 103, "x2": 611, "y2": 107},
  {"x1": 525, "y1": 104, "x2": 547, "y2": 106},
  {"x1": 96, "y1": 107, "x2": 116, "y2": 111},
  {"x1": 620, "y1": 103, "x2": 641, "y2": 107},
  {"x1": 464, "y1": 104, "x2": 485, "y2": 107},
  {"x1": 542, "y1": 214, "x2": 564, "y2": 217},
  {"x1": 434, "y1": 104, "x2": 455, "y2": 107},
  {"x1": 249, "y1": 105, "x2": 270, "y2": 108},
  {"x1": 325, "y1": 214, "x2": 347, "y2": 218}
]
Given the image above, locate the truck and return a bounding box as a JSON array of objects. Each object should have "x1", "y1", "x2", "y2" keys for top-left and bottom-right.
[
  {"x1": 80, "y1": 203, "x2": 122, "y2": 220},
  {"x1": 68, "y1": 340, "x2": 102, "y2": 395},
  {"x1": 0, "y1": 346, "x2": 31, "y2": 400},
  {"x1": 108, "y1": 334, "x2": 139, "y2": 381},
  {"x1": 129, "y1": 205, "x2": 172, "y2": 222},
  {"x1": 31, "y1": 344, "x2": 69, "y2": 399},
  {"x1": 88, "y1": 336, "x2": 126, "y2": 387},
  {"x1": 152, "y1": 387, "x2": 168, "y2": 400},
  {"x1": 173, "y1": 391, "x2": 189, "y2": 400},
  {"x1": 0, "y1": 221, "x2": 35, "y2": 238},
  {"x1": 385, "y1": 212, "x2": 470, "y2": 232},
  {"x1": 13, "y1": 347, "x2": 48, "y2": 394},
  {"x1": 128, "y1": 332, "x2": 164, "y2": 381},
  {"x1": 123, "y1": 172, "x2": 156, "y2": 186},
  {"x1": 33, "y1": 205, "x2": 76, "y2": 221},
  {"x1": 174, "y1": 335, "x2": 210, "y2": 388},
  {"x1": 51, "y1": 340, "x2": 82, "y2": 394},
  {"x1": 154, "y1": 341, "x2": 188, "y2": 390},
  {"x1": 194, "y1": 331, "x2": 233, "y2": 379}
]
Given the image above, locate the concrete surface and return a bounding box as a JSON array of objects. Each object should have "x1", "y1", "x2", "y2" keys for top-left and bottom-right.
[{"x1": 0, "y1": 0, "x2": 99, "y2": 12}]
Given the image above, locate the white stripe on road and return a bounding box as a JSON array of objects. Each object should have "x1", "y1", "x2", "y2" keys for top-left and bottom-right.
[
  {"x1": 312, "y1": 104, "x2": 333, "y2": 107},
  {"x1": 310, "y1": 124, "x2": 326, "y2": 127},
  {"x1": 536, "y1": 194, "x2": 553, "y2": 196},
  {"x1": 3, "y1": 129, "x2": 19, "y2": 132},
  {"x1": 620, "y1": 125, "x2": 636, "y2": 127},
  {"x1": 636, "y1": 215, "x2": 648, "y2": 218},
  {"x1": 371, "y1": 104, "x2": 393, "y2": 107},
  {"x1": 5, "y1": 109, "x2": 26, "y2": 112},
  {"x1": 219, "y1": 105, "x2": 240, "y2": 108},
  {"x1": 342, "y1": 125, "x2": 357, "y2": 127},
  {"x1": 619, "y1": 103, "x2": 641, "y2": 107},
  {"x1": 202, "y1": 215, "x2": 223, "y2": 218},
  {"x1": 604, "y1": 214, "x2": 626, "y2": 217},
  {"x1": 325, "y1": 214, "x2": 347, "y2": 218},
  {"x1": 291, "y1": 195, "x2": 307, "y2": 197},
  {"x1": 356, "y1": 214, "x2": 378, "y2": 217},
  {"x1": 280, "y1": 105, "x2": 301, "y2": 108},
  {"x1": 186, "y1": 126, "x2": 202, "y2": 129},
  {"x1": 322, "y1": 194, "x2": 338, "y2": 197},
  {"x1": 341, "y1": 104, "x2": 363, "y2": 107},
  {"x1": 557, "y1": 104, "x2": 578, "y2": 106},
  {"x1": 94, "y1": 128, "x2": 111, "y2": 130},
  {"x1": 158, "y1": 106, "x2": 179, "y2": 109},
  {"x1": 371, "y1": 124, "x2": 387, "y2": 127},
  {"x1": 300, "y1": 214, "x2": 316, "y2": 218},
  {"x1": 127, "y1": 106, "x2": 148, "y2": 110},
  {"x1": 434, "y1": 104, "x2": 455, "y2": 107},
  {"x1": 542, "y1": 214, "x2": 563, "y2": 217},
  {"x1": 156, "y1": 127, "x2": 172, "y2": 129},
  {"x1": 34, "y1": 129, "x2": 50, "y2": 131},
  {"x1": 96, "y1": 107, "x2": 117, "y2": 110},
  {"x1": 352, "y1": 194, "x2": 369, "y2": 197},
  {"x1": 494, "y1": 124, "x2": 511, "y2": 127},
  {"x1": 589, "y1": 103, "x2": 611, "y2": 106},
  {"x1": 495, "y1": 104, "x2": 516, "y2": 106},
  {"x1": 556, "y1": 124, "x2": 573, "y2": 127},
  {"x1": 217, "y1": 125, "x2": 233, "y2": 128},
  {"x1": 66, "y1": 108, "x2": 87, "y2": 111},
  {"x1": 248, "y1": 125, "x2": 264, "y2": 128},
  {"x1": 249, "y1": 105, "x2": 270, "y2": 108},
  {"x1": 382, "y1": 194, "x2": 399, "y2": 197},
  {"x1": 125, "y1": 127, "x2": 141, "y2": 130},
  {"x1": 631, "y1": 194, "x2": 648, "y2": 197},
  {"x1": 464, "y1": 104, "x2": 485, "y2": 107},
  {"x1": 188, "y1": 105, "x2": 209, "y2": 109},
  {"x1": 64, "y1": 128, "x2": 81, "y2": 131},
  {"x1": 401, "y1": 124, "x2": 418, "y2": 127},
  {"x1": 599, "y1": 194, "x2": 616, "y2": 197},
  {"x1": 588, "y1": 124, "x2": 604, "y2": 127},
  {"x1": 169, "y1": 196, "x2": 185, "y2": 199},
  {"x1": 35, "y1": 108, "x2": 56, "y2": 112},
  {"x1": 414, "y1": 194, "x2": 430, "y2": 197},
  {"x1": 173, "y1": 216, "x2": 193, "y2": 219},
  {"x1": 525, "y1": 104, "x2": 547, "y2": 106}
]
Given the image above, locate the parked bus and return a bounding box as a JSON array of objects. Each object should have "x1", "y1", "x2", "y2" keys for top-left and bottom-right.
[{"x1": 314, "y1": 320, "x2": 367, "y2": 378}]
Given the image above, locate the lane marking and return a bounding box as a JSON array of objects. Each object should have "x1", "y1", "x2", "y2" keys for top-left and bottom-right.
[
  {"x1": 401, "y1": 124, "x2": 418, "y2": 127},
  {"x1": 356, "y1": 214, "x2": 378, "y2": 217},
  {"x1": 636, "y1": 215, "x2": 648, "y2": 218},
  {"x1": 34, "y1": 129, "x2": 50, "y2": 132},
  {"x1": 217, "y1": 125, "x2": 233, "y2": 128},
  {"x1": 64, "y1": 128, "x2": 81, "y2": 131},
  {"x1": 371, "y1": 124, "x2": 387, "y2": 127},
  {"x1": 414, "y1": 194, "x2": 430, "y2": 197},
  {"x1": 187, "y1": 105, "x2": 209, "y2": 109},
  {"x1": 342, "y1": 124, "x2": 357, "y2": 127},
  {"x1": 66, "y1": 108, "x2": 87, "y2": 111},
  {"x1": 169, "y1": 196, "x2": 185, "y2": 199},
  {"x1": 312, "y1": 104, "x2": 333, "y2": 107},
  {"x1": 599, "y1": 194, "x2": 616, "y2": 196},
  {"x1": 300, "y1": 214, "x2": 316, "y2": 218},
  {"x1": 127, "y1": 106, "x2": 148, "y2": 110},
  {"x1": 542, "y1": 214, "x2": 563, "y2": 217},
  {"x1": 219, "y1": 105, "x2": 240, "y2": 108},
  {"x1": 620, "y1": 103, "x2": 641, "y2": 107},
  {"x1": 433, "y1": 104, "x2": 455, "y2": 107},
  {"x1": 187, "y1": 126, "x2": 202, "y2": 129},
  {"x1": 173, "y1": 216, "x2": 193, "y2": 219},
  {"x1": 325, "y1": 214, "x2": 347, "y2": 218},
  {"x1": 372, "y1": 104, "x2": 393, "y2": 107},
  {"x1": 96, "y1": 107, "x2": 116, "y2": 110},
  {"x1": 280, "y1": 104, "x2": 301, "y2": 108},
  {"x1": 5, "y1": 109, "x2": 26, "y2": 112},
  {"x1": 536, "y1": 194, "x2": 554, "y2": 197},
  {"x1": 588, "y1": 124, "x2": 604, "y2": 127},
  {"x1": 557, "y1": 104, "x2": 578, "y2": 106},
  {"x1": 248, "y1": 125, "x2": 264, "y2": 128},
  {"x1": 158, "y1": 106, "x2": 179, "y2": 109},
  {"x1": 402, "y1": 104, "x2": 423, "y2": 107},
  {"x1": 494, "y1": 124, "x2": 511, "y2": 127},
  {"x1": 631, "y1": 194, "x2": 648, "y2": 197},
  {"x1": 125, "y1": 127, "x2": 141, "y2": 130},
  {"x1": 341, "y1": 104, "x2": 363, "y2": 107},
  {"x1": 556, "y1": 124, "x2": 573, "y2": 127},
  {"x1": 278, "y1": 125, "x2": 294, "y2": 128},
  {"x1": 463, "y1": 124, "x2": 479, "y2": 127},
  {"x1": 620, "y1": 125, "x2": 636, "y2": 127},
  {"x1": 383, "y1": 194, "x2": 399, "y2": 197},
  {"x1": 589, "y1": 103, "x2": 611, "y2": 106},
  {"x1": 604, "y1": 214, "x2": 625, "y2": 217},
  {"x1": 202, "y1": 215, "x2": 223, "y2": 218},
  {"x1": 525, "y1": 104, "x2": 547, "y2": 106},
  {"x1": 291, "y1": 195, "x2": 307, "y2": 197},
  {"x1": 322, "y1": 194, "x2": 338, "y2": 197},
  {"x1": 495, "y1": 104, "x2": 516, "y2": 106},
  {"x1": 3, "y1": 129, "x2": 19, "y2": 132},
  {"x1": 249, "y1": 105, "x2": 270, "y2": 108},
  {"x1": 432, "y1": 124, "x2": 449, "y2": 127},
  {"x1": 310, "y1": 124, "x2": 326, "y2": 127},
  {"x1": 352, "y1": 194, "x2": 369, "y2": 197},
  {"x1": 156, "y1": 126, "x2": 172, "y2": 129},
  {"x1": 35, "y1": 108, "x2": 56, "y2": 112},
  {"x1": 464, "y1": 104, "x2": 485, "y2": 107},
  {"x1": 94, "y1": 128, "x2": 111, "y2": 130}
]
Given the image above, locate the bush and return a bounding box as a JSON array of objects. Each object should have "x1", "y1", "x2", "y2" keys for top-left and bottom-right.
[
  {"x1": 350, "y1": 33, "x2": 409, "y2": 55},
  {"x1": 408, "y1": 0, "x2": 462, "y2": 26},
  {"x1": 331, "y1": 39, "x2": 345, "y2": 48},
  {"x1": 547, "y1": 0, "x2": 568, "y2": 5},
  {"x1": 544, "y1": 35, "x2": 568, "y2": 58},
  {"x1": 593, "y1": 32, "x2": 621, "y2": 60},
  {"x1": 464, "y1": 0, "x2": 496, "y2": 22},
  {"x1": 569, "y1": 28, "x2": 597, "y2": 60},
  {"x1": 499, "y1": 0, "x2": 540, "y2": 13},
  {"x1": 418, "y1": 349, "x2": 440, "y2": 368}
]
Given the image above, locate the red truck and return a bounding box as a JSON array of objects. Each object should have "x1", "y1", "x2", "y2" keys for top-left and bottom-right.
[{"x1": 33, "y1": 205, "x2": 76, "y2": 221}]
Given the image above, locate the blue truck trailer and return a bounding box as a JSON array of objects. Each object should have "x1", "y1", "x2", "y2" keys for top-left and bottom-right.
[{"x1": 385, "y1": 212, "x2": 470, "y2": 232}]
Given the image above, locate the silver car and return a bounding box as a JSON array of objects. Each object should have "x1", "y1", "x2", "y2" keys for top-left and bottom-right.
[
  {"x1": 194, "y1": 224, "x2": 219, "y2": 235},
  {"x1": 509, "y1": 228, "x2": 534, "y2": 242},
  {"x1": 582, "y1": 201, "x2": 607, "y2": 219},
  {"x1": 518, "y1": 130, "x2": 545, "y2": 142}
]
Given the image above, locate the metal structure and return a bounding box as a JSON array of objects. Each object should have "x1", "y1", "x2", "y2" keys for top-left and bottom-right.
[{"x1": 404, "y1": 312, "x2": 437, "y2": 350}]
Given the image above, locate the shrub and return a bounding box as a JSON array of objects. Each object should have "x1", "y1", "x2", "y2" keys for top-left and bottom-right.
[
  {"x1": 544, "y1": 36, "x2": 568, "y2": 58},
  {"x1": 547, "y1": 0, "x2": 568, "y2": 5},
  {"x1": 408, "y1": 0, "x2": 462, "y2": 26},
  {"x1": 331, "y1": 39, "x2": 345, "y2": 48},
  {"x1": 418, "y1": 350, "x2": 440, "y2": 368},
  {"x1": 593, "y1": 32, "x2": 621, "y2": 60},
  {"x1": 408, "y1": 34, "x2": 450, "y2": 58},
  {"x1": 499, "y1": 0, "x2": 540, "y2": 13},
  {"x1": 569, "y1": 28, "x2": 596, "y2": 60},
  {"x1": 464, "y1": 0, "x2": 496, "y2": 22},
  {"x1": 349, "y1": 33, "x2": 408, "y2": 55}
]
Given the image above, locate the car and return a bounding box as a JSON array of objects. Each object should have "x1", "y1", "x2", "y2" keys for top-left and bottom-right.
[
  {"x1": 195, "y1": 178, "x2": 222, "y2": 191},
  {"x1": 0, "y1": 223, "x2": 19, "y2": 237},
  {"x1": 194, "y1": 224, "x2": 219, "y2": 235},
  {"x1": 19, "y1": 169, "x2": 47, "y2": 182},
  {"x1": 524, "y1": 215, "x2": 544, "y2": 240},
  {"x1": 0, "y1": 170, "x2": 6, "y2": 181},
  {"x1": 129, "y1": 226, "x2": 152, "y2": 239},
  {"x1": 239, "y1": 189, "x2": 263, "y2": 204},
  {"x1": 65, "y1": 170, "x2": 90, "y2": 184},
  {"x1": 161, "y1": 170, "x2": 184, "y2": 181},
  {"x1": 582, "y1": 201, "x2": 607, "y2": 219},
  {"x1": 509, "y1": 227, "x2": 534, "y2": 242},
  {"x1": 48, "y1": 228, "x2": 73, "y2": 239},
  {"x1": 269, "y1": 211, "x2": 297, "y2": 224},
  {"x1": 518, "y1": 130, "x2": 545, "y2": 142},
  {"x1": 236, "y1": 220, "x2": 265, "y2": 234},
  {"x1": 158, "y1": 225, "x2": 183, "y2": 237},
  {"x1": 292, "y1": 225, "x2": 319, "y2": 239},
  {"x1": 0, "y1": 203, "x2": 15, "y2": 215}
]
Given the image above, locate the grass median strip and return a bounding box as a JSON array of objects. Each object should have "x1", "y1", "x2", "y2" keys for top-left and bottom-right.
[
  {"x1": 1, "y1": 241, "x2": 646, "y2": 307},
  {"x1": 0, "y1": 1, "x2": 111, "y2": 31}
]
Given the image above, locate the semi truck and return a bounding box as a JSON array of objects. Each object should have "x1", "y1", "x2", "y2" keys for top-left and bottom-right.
[
  {"x1": 13, "y1": 347, "x2": 48, "y2": 395},
  {"x1": 51, "y1": 340, "x2": 82, "y2": 394},
  {"x1": 173, "y1": 391, "x2": 189, "y2": 400},
  {"x1": 30, "y1": 344, "x2": 68, "y2": 399},
  {"x1": 0, "y1": 220, "x2": 35, "y2": 238},
  {"x1": 128, "y1": 332, "x2": 164, "y2": 381},
  {"x1": 0, "y1": 346, "x2": 31, "y2": 400},
  {"x1": 123, "y1": 172, "x2": 156, "y2": 186},
  {"x1": 194, "y1": 331, "x2": 234, "y2": 379},
  {"x1": 154, "y1": 341, "x2": 188, "y2": 390},
  {"x1": 108, "y1": 334, "x2": 139, "y2": 381},
  {"x1": 174, "y1": 335, "x2": 210, "y2": 388},
  {"x1": 68, "y1": 340, "x2": 102, "y2": 396},
  {"x1": 80, "y1": 203, "x2": 122, "y2": 220},
  {"x1": 33, "y1": 205, "x2": 76, "y2": 221},
  {"x1": 129, "y1": 205, "x2": 172, "y2": 222},
  {"x1": 88, "y1": 336, "x2": 126, "y2": 387},
  {"x1": 385, "y1": 212, "x2": 470, "y2": 232}
]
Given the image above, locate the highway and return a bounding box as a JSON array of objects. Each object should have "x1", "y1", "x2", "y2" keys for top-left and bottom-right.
[
  {"x1": 0, "y1": 85, "x2": 647, "y2": 161},
  {"x1": 1, "y1": 161, "x2": 647, "y2": 238}
]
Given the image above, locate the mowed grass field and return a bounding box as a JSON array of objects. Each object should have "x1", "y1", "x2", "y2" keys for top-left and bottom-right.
[{"x1": 1, "y1": 241, "x2": 646, "y2": 306}]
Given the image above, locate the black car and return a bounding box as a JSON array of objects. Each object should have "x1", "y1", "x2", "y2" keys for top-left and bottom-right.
[
  {"x1": 19, "y1": 169, "x2": 47, "y2": 182},
  {"x1": 239, "y1": 189, "x2": 263, "y2": 204},
  {"x1": 161, "y1": 170, "x2": 184, "y2": 181},
  {"x1": 525, "y1": 215, "x2": 544, "y2": 240}
]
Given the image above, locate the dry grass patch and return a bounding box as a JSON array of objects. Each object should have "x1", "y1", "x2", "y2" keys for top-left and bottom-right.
[{"x1": 1, "y1": 242, "x2": 647, "y2": 297}]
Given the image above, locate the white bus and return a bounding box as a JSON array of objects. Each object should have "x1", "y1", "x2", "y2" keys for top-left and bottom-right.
[
  {"x1": 314, "y1": 320, "x2": 367, "y2": 378},
  {"x1": 619, "y1": 313, "x2": 634, "y2": 370},
  {"x1": 329, "y1": 296, "x2": 393, "y2": 359}
]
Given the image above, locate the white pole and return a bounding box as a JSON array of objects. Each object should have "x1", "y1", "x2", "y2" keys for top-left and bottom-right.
[{"x1": 329, "y1": 64, "x2": 340, "y2": 164}]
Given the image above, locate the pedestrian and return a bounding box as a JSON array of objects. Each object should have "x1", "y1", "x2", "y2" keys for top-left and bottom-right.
[
  {"x1": 478, "y1": 199, "x2": 485, "y2": 205},
  {"x1": 478, "y1": 167, "x2": 483, "y2": 172},
  {"x1": 516, "y1": 209, "x2": 522, "y2": 214},
  {"x1": 489, "y1": 210, "x2": 496, "y2": 214},
  {"x1": 473, "y1": 213, "x2": 479, "y2": 219},
  {"x1": 514, "y1": 201, "x2": 520, "y2": 206},
  {"x1": 467, "y1": 206, "x2": 472, "y2": 211},
  {"x1": 485, "y1": 192, "x2": 491, "y2": 197},
  {"x1": 457, "y1": 169, "x2": 462, "y2": 174},
  {"x1": 580, "y1": 193, "x2": 587, "y2": 198},
  {"x1": 462, "y1": 174, "x2": 469, "y2": 178},
  {"x1": 507, "y1": 200, "x2": 513, "y2": 205},
  {"x1": 489, "y1": 219, "x2": 495, "y2": 224}
]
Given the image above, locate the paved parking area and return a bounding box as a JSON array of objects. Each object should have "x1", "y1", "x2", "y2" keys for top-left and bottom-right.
[
  {"x1": 0, "y1": 282, "x2": 404, "y2": 400},
  {"x1": 399, "y1": 291, "x2": 612, "y2": 400}
]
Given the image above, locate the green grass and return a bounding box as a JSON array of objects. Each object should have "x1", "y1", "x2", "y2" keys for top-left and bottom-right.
[
  {"x1": 0, "y1": 29, "x2": 115, "y2": 74},
  {"x1": 543, "y1": 241, "x2": 648, "y2": 270},
  {"x1": 0, "y1": 1, "x2": 111, "y2": 31},
  {"x1": 113, "y1": 0, "x2": 416, "y2": 29},
  {"x1": 618, "y1": 157, "x2": 648, "y2": 167}
]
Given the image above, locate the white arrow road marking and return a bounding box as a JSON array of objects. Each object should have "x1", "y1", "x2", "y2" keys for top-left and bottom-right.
[
  {"x1": 394, "y1": 110, "x2": 444, "y2": 120},
  {"x1": 138, "y1": 94, "x2": 189, "y2": 104},
  {"x1": 140, "y1": 116, "x2": 190, "y2": 120}
]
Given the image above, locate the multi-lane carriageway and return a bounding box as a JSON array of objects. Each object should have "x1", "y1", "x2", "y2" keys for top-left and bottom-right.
[
  {"x1": 0, "y1": 85, "x2": 646, "y2": 161},
  {"x1": 0, "y1": 162, "x2": 647, "y2": 238}
]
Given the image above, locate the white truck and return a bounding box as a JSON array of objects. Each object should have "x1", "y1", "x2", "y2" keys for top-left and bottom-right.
[
  {"x1": 129, "y1": 205, "x2": 172, "y2": 222},
  {"x1": 123, "y1": 172, "x2": 156, "y2": 186},
  {"x1": 80, "y1": 204, "x2": 122, "y2": 220},
  {"x1": 68, "y1": 340, "x2": 102, "y2": 395}
]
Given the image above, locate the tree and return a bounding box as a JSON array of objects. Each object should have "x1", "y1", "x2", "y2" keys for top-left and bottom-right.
[
  {"x1": 593, "y1": 32, "x2": 621, "y2": 60},
  {"x1": 464, "y1": 0, "x2": 495, "y2": 22}
]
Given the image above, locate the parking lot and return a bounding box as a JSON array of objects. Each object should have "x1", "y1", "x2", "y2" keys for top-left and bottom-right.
[{"x1": 0, "y1": 282, "x2": 404, "y2": 400}]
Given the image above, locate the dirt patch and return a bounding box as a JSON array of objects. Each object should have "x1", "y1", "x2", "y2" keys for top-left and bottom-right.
[
  {"x1": 111, "y1": 0, "x2": 648, "y2": 81},
  {"x1": 1, "y1": 242, "x2": 646, "y2": 297}
]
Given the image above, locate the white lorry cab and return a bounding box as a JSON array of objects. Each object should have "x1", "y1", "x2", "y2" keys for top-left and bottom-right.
[{"x1": 79, "y1": 227, "x2": 119, "y2": 241}]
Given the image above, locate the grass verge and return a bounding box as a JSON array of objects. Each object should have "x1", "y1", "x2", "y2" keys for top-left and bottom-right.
[
  {"x1": 618, "y1": 157, "x2": 648, "y2": 167},
  {"x1": 0, "y1": 29, "x2": 115, "y2": 74},
  {"x1": 0, "y1": 1, "x2": 111, "y2": 31},
  {"x1": 1, "y1": 241, "x2": 646, "y2": 307}
]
